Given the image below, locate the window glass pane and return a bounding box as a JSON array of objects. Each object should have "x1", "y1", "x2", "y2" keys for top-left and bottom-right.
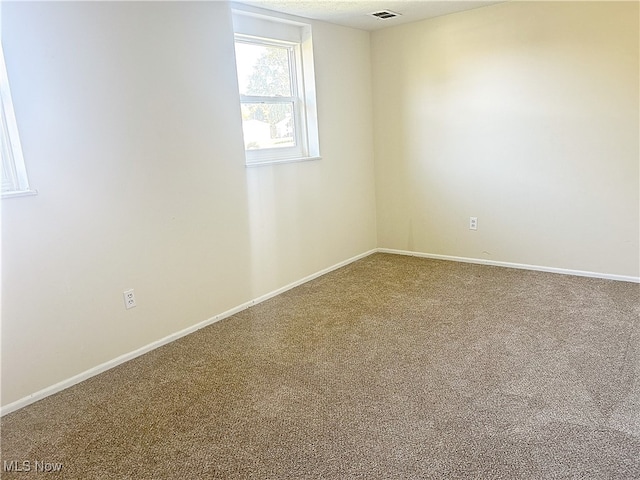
[
  {"x1": 235, "y1": 42, "x2": 292, "y2": 97},
  {"x1": 241, "y1": 102, "x2": 295, "y2": 150}
]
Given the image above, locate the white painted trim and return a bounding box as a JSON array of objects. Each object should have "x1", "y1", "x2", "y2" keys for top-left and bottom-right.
[
  {"x1": 1, "y1": 189, "x2": 38, "y2": 199},
  {"x1": 245, "y1": 156, "x2": 321, "y2": 168},
  {"x1": 246, "y1": 249, "x2": 376, "y2": 305},
  {"x1": 377, "y1": 248, "x2": 640, "y2": 283},
  {"x1": 0, "y1": 249, "x2": 377, "y2": 416},
  {"x1": 4, "y1": 246, "x2": 634, "y2": 415}
]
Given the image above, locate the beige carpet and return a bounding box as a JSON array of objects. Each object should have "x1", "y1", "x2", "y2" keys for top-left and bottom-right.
[{"x1": 2, "y1": 253, "x2": 639, "y2": 479}]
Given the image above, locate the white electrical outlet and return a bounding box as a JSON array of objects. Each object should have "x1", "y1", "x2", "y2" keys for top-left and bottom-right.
[
  {"x1": 469, "y1": 217, "x2": 478, "y2": 230},
  {"x1": 123, "y1": 289, "x2": 136, "y2": 309}
]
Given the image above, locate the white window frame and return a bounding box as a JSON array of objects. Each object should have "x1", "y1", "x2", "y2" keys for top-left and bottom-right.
[
  {"x1": 236, "y1": 35, "x2": 307, "y2": 162},
  {"x1": 232, "y1": 7, "x2": 320, "y2": 166},
  {"x1": 1, "y1": 42, "x2": 34, "y2": 198}
]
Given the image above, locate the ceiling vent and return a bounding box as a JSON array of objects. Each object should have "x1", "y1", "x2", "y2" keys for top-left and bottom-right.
[{"x1": 370, "y1": 10, "x2": 401, "y2": 20}]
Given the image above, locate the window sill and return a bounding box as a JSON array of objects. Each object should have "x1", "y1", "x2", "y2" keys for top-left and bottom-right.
[
  {"x1": 2, "y1": 189, "x2": 38, "y2": 199},
  {"x1": 246, "y1": 156, "x2": 321, "y2": 168}
]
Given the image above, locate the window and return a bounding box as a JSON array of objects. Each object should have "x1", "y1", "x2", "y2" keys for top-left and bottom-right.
[
  {"x1": 232, "y1": 9, "x2": 319, "y2": 166},
  {"x1": 1, "y1": 43, "x2": 33, "y2": 197}
]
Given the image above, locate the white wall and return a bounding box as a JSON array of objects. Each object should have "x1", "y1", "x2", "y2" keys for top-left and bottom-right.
[
  {"x1": 372, "y1": 1, "x2": 639, "y2": 277},
  {"x1": 1, "y1": 1, "x2": 376, "y2": 407}
]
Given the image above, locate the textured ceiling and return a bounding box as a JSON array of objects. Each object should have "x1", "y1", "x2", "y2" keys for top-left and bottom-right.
[{"x1": 237, "y1": 1, "x2": 505, "y2": 31}]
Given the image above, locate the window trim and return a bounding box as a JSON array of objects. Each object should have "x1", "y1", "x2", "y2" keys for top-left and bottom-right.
[
  {"x1": 236, "y1": 35, "x2": 307, "y2": 163},
  {"x1": 232, "y1": 7, "x2": 320, "y2": 167},
  {"x1": 1, "y1": 42, "x2": 35, "y2": 198}
]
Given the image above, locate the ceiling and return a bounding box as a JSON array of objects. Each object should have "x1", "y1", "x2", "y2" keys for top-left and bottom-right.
[{"x1": 238, "y1": 1, "x2": 505, "y2": 31}]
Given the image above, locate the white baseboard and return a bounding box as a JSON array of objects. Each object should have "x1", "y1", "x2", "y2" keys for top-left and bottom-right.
[
  {"x1": 377, "y1": 248, "x2": 640, "y2": 283},
  {"x1": 0, "y1": 249, "x2": 377, "y2": 416},
  {"x1": 2, "y1": 247, "x2": 634, "y2": 415}
]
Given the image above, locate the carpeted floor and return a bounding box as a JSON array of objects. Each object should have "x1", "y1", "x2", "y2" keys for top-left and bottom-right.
[{"x1": 1, "y1": 253, "x2": 639, "y2": 479}]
